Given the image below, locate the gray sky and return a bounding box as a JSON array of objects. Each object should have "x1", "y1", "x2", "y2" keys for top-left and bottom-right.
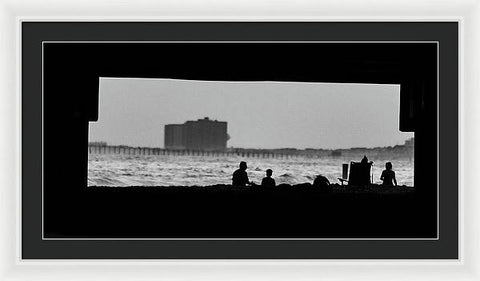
[{"x1": 89, "y1": 78, "x2": 413, "y2": 149}]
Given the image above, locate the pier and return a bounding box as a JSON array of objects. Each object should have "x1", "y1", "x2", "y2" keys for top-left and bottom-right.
[
  {"x1": 88, "y1": 141, "x2": 414, "y2": 160},
  {"x1": 87, "y1": 144, "x2": 301, "y2": 159}
]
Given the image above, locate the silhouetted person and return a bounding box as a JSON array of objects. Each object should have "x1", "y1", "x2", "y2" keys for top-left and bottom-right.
[
  {"x1": 380, "y1": 162, "x2": 397, "y2": 186},
  {"x1": 361, "y1": 155, "x2": 369, "y2": 164},
  {"x1": 313, "y1": 175, "x2": 330, "y2": 187},
  {"x1": 232, "y1": 161, "x2": 250, "y2": 186},
  {"x1": 261, "y1": 169, "x2": 276, "y2": 188},
  {"x1": 350, "y1": 155, "x2": 373, "y2": 186}
]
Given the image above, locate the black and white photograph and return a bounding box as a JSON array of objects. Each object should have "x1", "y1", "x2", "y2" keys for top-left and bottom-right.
[
  {"x1": 3, "y1": 1, "x2": 476, "y2": 278},
  {"x1": 41, "y1": 41, "x2": 438, "y2": 239},
  {"x1": 16, "y1": 21, "x2": 460, "y2": 260}
]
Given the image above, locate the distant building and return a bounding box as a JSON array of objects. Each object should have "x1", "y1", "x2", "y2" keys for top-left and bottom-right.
[
  {"x1": 164, "y1": 124, "x2": 186, "y2": 150},
  {"x1": 331, "y1": 150, "x2": 342, "y2": 157},
  {"x1": 404, "y1": 137, "x2": 414, "y2": 147},
  {"x1": 164, "y1": 117, "x2": 229, "y2": 150}
]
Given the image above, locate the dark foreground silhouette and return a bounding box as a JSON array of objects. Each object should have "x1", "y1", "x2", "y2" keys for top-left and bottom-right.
[{"x1": 44, "y1": 183, "x2": 436, "y2": 239}]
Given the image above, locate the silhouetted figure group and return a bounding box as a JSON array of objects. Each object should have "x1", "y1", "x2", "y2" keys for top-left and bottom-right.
[
  {"x1": 347, "y1": 155, "x2": 398, "y2": 187},
  {"x1": 232, "y1": 161, "x2": 332, "y2": 189},
  {"x1": 232, "y1": 156, "x2": 400, "y2": 188},
  {"x1": 232, "y1": 162, "x2": 276, "y2": 188}
]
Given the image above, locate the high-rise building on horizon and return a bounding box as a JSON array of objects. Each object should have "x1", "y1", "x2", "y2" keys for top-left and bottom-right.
[
  {"x1": 164, "y1": 124, "x2": 186, "y2": 150},
  {"x1": 164, "y1": 117, "x2": 229, "y2": 150}
]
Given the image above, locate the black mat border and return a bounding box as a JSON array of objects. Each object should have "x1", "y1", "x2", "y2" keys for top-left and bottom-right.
[{"x1": 22, "y1": 22, "x2": 458, "y2": 259}]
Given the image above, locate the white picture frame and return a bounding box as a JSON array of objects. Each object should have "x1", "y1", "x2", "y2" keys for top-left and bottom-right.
[{"x1": 0, "y1": 0, "x2": 476, "y2": 280}]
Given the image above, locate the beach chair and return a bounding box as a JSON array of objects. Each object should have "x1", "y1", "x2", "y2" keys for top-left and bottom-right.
[
  {"x1": 337, "y1": 161, "x2": 373, "y2": 186},
  {"x1": 337, "y1": 163, "x2": 349, "y2": 185}
]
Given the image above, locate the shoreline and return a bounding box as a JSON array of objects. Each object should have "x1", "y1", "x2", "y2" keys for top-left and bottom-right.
[
  {"x1": 46, "y1": 183, "x2": 432, "y2": 238},
  {"x1": 87, "y1": 183, "x2": 416, "y2": 194}
]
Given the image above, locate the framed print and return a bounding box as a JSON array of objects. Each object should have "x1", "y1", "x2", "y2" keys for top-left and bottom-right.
[
  {"x1": 2, "y1": 0, "x2": 479, "y2": 279},
  {"x1": 21, "y1": 21, "x2": 456, "y2": 259}
]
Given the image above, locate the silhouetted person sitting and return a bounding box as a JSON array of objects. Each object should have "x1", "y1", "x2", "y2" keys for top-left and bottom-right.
[
  {"x1": 313, "y1": 175, "x2": 330, "y2": 188},
  {"x1": 261, "y1": 169, "x2": 276, "y2": 188},
  {"x1": 380, "y1": 162, "x2": 397, "y2": 186},
  {"x1": 348, "y1": 155, "x2": 373, "y2": 186},
  {"x1": 232, "y1": 161, "x2": 250, "y2": 187}
]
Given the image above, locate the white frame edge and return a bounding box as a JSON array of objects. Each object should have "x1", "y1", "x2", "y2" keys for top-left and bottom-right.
[{"x1": 0, "y1": 0, "x2": 477, "y2": 280}]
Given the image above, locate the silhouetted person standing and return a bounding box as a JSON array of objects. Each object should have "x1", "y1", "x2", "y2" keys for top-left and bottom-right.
[
  {"x1": 232, "y1": 161, "x2": 250, "y2": 186},
  {"x1": 261, "y1": 169, "x2": 276, "y2": 188},
  {"x1": 380, "y1": 162, "x2": 397, "y2": 186}
]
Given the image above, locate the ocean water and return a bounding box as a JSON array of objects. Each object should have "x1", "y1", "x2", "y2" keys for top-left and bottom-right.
[{"x1": 88, "y1": 154, "x2": 414, "y2": 187}]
